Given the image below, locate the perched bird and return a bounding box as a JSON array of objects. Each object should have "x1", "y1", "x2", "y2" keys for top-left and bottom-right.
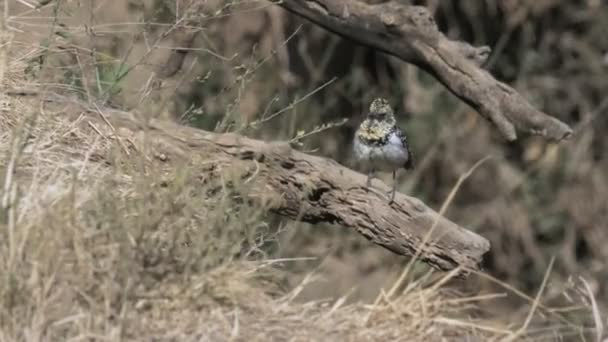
[{"x1": 353, "y1": 98, "x2": 414, "y2": 202}]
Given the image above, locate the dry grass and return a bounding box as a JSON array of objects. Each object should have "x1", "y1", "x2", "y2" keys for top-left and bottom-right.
[
  {"x1": 0, "y1": 77, "x2": 599, "y2": 341},
  {"x1": 0, "y1": 82, "x2": 486, "y2": 341},
  {"x1": 1, "y1": 1, "x2": 605, "y2": 341}
]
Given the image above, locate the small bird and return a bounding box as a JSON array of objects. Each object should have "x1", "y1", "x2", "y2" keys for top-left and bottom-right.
[{"x1": 353, "y1": 98, "x2": 414, "y2": 203}]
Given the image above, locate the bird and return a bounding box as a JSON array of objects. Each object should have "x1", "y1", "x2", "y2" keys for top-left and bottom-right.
[{"x1": 353, "y1": 97, "x2": 414, "y2": 203}]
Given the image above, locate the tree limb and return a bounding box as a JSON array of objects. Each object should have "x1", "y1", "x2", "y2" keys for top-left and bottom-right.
[
  {"x1": 89, "y1": 107, "x2": 491, "y2": 276},
  {"x1": 274, "y1": 0, "x2": 573, "y2": 141}
]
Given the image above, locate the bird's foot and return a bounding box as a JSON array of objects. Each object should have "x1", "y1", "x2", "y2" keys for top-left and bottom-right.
[
  {"x1": 388, "y1": 189, "x2": 396, "y2": 204},
  {"x1": 365, "y1": 173, "x2": 373, "y2": 190}
]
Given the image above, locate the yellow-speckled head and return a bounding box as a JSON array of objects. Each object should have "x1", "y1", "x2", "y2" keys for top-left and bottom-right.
[
  {"x1": 357, "y1": 98, "x2": 396, "y2": 141},
  {"x1": 369, "y1": 98, "x2": 393, "y2": 116}
]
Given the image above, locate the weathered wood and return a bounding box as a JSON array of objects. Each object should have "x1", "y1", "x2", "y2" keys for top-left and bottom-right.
[
  {"x1": 85, "y1": 106, "x2": 491, "y2": 275},
  {"x1": 273, "y1": 0, "x2": 573, "y2": 142}
]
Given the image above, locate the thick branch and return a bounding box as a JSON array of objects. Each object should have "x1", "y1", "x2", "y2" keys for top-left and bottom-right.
[
  {"x1": 92, "y1": 108, "x2": 490, "y2": 275},
  {"x1": 274, "y1": 0, "x2": 572, "y2": 141}
]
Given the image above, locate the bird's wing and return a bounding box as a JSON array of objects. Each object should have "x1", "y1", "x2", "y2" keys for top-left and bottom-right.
[{"x1": 395, "y1": 127, "x2": 414, "y2": 170}]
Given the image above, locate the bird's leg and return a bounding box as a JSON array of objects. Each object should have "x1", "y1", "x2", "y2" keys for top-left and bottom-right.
[
  {"x1": 366, "y1": 168, "x2": 374, "y2": 188},
  {"x1": 389, "y1": 170, "x2": 397, "y2": 203}
]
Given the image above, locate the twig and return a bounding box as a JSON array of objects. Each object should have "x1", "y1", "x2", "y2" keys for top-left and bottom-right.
[
  {"x1": 93, "y1": 103, "x2": 130, "y2": 155},
  {"x1": 502, "y1": 257, "x2": 555, "y2": 341},
  {"x1": 579, "y1": 277, "x2": 604, "y2": 342}
]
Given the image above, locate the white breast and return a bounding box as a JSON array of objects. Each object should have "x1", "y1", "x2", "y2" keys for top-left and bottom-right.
[{"x1": 353, "y1": 132, "x2": 409, "y2": 172}]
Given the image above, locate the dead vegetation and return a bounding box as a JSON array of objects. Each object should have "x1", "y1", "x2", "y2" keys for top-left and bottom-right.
[
  {"x1": 0, "y1": 87, "x2": 496, "y2": 341},
  {"x1": 1, "y1": 0, "x2": 606, "y2": 341}
]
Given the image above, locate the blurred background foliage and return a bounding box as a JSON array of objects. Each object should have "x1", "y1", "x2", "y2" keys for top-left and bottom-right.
[{"x1": 13, "y1": 0, "x2": 607, "y2": 310}]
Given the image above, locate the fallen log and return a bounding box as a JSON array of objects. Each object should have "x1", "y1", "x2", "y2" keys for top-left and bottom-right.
[{"x1": 79, "y1": 104, "x2": 491, "y2": 275}]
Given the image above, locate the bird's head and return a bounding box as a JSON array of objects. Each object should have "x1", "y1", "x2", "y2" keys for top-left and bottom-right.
[{"x1": 361, "y1": 98, "x2": 396, "y2": 132}]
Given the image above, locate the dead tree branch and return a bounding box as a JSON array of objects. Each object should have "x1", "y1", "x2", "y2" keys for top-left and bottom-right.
[
  {"x1": 83, "y1": 106, "x2": 490, "y2": 275},
  {"x1": 274, "y1": 0, "x2": 573, "y2": 141}
]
